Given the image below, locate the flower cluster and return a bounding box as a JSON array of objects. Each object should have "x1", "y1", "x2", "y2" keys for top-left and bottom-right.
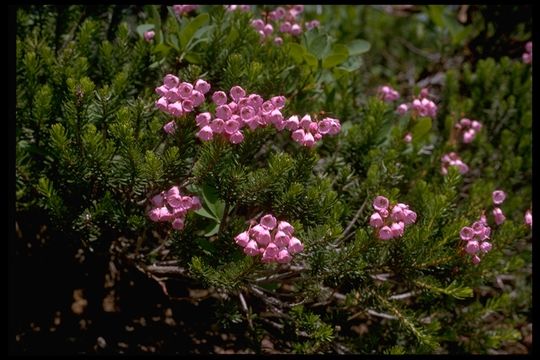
[
  {"x1": 441, "y1": 152, "x2": 469, "y2": 175},
  {"x1": 524, "y1": 209, "x2": 532, "y2": 228},
  {"x1": 460, "y1": 214, "x2": 492, "y2": 264},
  {"x1": 173, "y1": 5, "x2": 199, "y2": 16},
  {"x1": 251, "y1": 5, "x2": 319, "y2": 45},
  {"x1": 522, "y1": 41, "x2": 532, "y2": 64},
  {"x1": 491, "y1": 189, "x2": 506, "y2": 225},
  {"x1": 378, "y1": 85, "x2": 400, "y2": 102},
  {"x1": 144, "y1": 30, "x2": 155, "y2": 42},
  {"x1": 454, "y1": 118, "x2": 482, "y2": 144},
  {"x1": 369, "y1": 196, "x2": 417, "y2": 240},
  {"x1": 287, "y1": 114, "x2": 341, "y2": 147},
  {"x1": 155, "y1": 75, "x2": 211, "y2": 132},
  {"x1": 234, "y1": 214, "x2": 304, "y2": 263},
  {"x1": 194, "y1": 86, "x2": 287, "y2": 144},
  {"x1": 396, "y1": 88, "x2": 437, "y2": 119},
  {"x1": 147, "y1": 186, "x2": 202, "y2": 230},
  {"x1": 224, "y1": 5, "x2": 251, "y2": 12}
]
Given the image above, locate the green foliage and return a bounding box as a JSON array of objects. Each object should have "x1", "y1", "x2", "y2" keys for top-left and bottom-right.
[{"x1": 16, "y1": 4, "x2": 531, "y2": 355}]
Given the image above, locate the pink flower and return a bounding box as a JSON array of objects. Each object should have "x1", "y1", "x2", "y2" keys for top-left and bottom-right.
[
  {"x1": 163, "y1": 74, "x2": 180, "y2": 89},
  {"x1": 465, "y1": 240, "x2": 480, "y2": 254},
  {"x1": 460, "y1": 226, "x2": 475, "y2": 241},
  {"x1": 167, "y1": 186, "x2": 180, "y2": 198},
  {"x1": 278, "y1": 221, "x2": 294, "y2": 235},
  {"x1": 224, "y1": 119, "x2": 240, "y2": 134},
  {"x1": 235, "y1": 231, "x2": 250, "y2": 247},
  {"x1": 288, "y1": 237, "x2": 304, "y2": 254},
  {"x1": 460, "y1": 118, "x2": 471, "y2": 127},
  {"x1": 264, "y1": 242, "x2": 280, "y2": 257},
  {"x1": 303, "y1": 132, "x2": 315, "y2": 147},
  {"x1": 148, "y1": 208, "x2": 161, "y2": 222},
  {"x1": 244, "y1": 240, "x2": 259, "y2": 256},
  {"x1": 403, "y1": 209, "x2": 417, "y2": 225},
  {"x1": 471, "y1": 255, "x2": 481, "y2": 265},
  {"x1": 391, "y1": 206, "x2": 404, "y2": 222},
  {"x1": 373, "y1": 196, "x2": 389, "y2": 211},
  {"x1": 261, "y1": 250, "x2": 277, "y2": 263},
  {"x1": 229, "y1": 131, "x2": 244, "y2": 144},
  {"x1": 191, "y1": 196, "x2": 202, "y2": 210},
  {"x1": 155, "y1": 97, "x2": 168, "y2": 111},
  {"x1": 195, "y1": 112, "x2": 212, "y2": 127},
  {"x1": 251, "y1": 19, "x2": 265, "y2": 31},
  {"x1": 290, "y1": 23, "x2": 302, "y2": 36},
  {"x1": 263, "y1": 23, "x2": 274, "y2": 36},
  {"x1": 178, "y1": 82, "x2": 193, "y2": 99},
  {"x1": 271, "y1": 96, "x2": 286, "y2": 109},
  {"x1": 276, "y1": 249, "x2": 292, "y2": 263},
  {"x1": 285, "y1": 116, "x2": 300, "y2": 131},
  {"x1": 155, "y1": 85, "x2": 169, "y2": 97},
  {"x1": 480, "y1": 241, "x2": 492, "y2": 253},
  {"x1": 168, "y1": 102, "x2": 184, "y2": 117},
  {"x1": 280, "y1": 21, "x2": 292, "y2": 33},
  {"x1": 171, "y1": 217, "x2": 185, "y2": 230},
  {"x1": 167, "y1": 194, "x2": 183, "y2": 208},
  {"x1": 378, "y1": 208, "x2": 389, "y2": 218},
  {"x1": 190, "y1": 90, "x2": 205, "y2": 107},
  {"x1": 274, "y1": 230, "x2": 291, "y2": 248},
  {"x1": 151, "y1": 194, "x2": 165, "y2": 207},
  {"x1": 492, "y1": 190, "x2": 506, "y2": 205},
  {"x1": 524, "y1": 209, "x2": 532, "y2": 227},
  {"x1": 251, "y1": 224, "x2": 271, "y2": 246},
  {"x1": 403, "y1": 132, "x2": 412, "y2": 143},
  {"x1": 194, "y1": 79, "x2": 211, "y2": 94},
  {"x1": 215, "y1": 105, "x2": 232, "y2": 120},
  {"x1": 196, "y1": 126, "x2": 213, "y2": 141},
  {"x1": 163, "y1": 121, "x2": 177, "y2": 134},
  {"x1": 230, "y1": 86, "x2": 246, "y2": 102},
  {"x1": 397, "y1": 103, "x2": 408, "y2": 115},
  {"x1": 210, "y1": 118, "x2": 225, "y2": 133},
  {"x1": 212, "y1": 91, "x2": 228, "y2": 105},
  {"x1": 493, "y1": 207, "x2": 506, "y2": 225},
  {"x1": 378, "y1": 226, "x2": 393, "y2": 240},
  {"x1": 260, "y1": 214, "x2": 277, "y2": 230},
  {"x1": 390, "y1": 222, "x2": 404, "y2": 238},
  {"x1": 370, "y1": 212, "x2": 384, "y2": 228},
  {"x1": 526, "y1": 41, "x2": 532, "y2": 53},
  {"x1": 462, "y1": 129, "x2": 476, "y2": 143},
  {"x1": 291, "y1": 129, "x2": 305, "y2": 142},
  {"x1": 144, "y1": 30, "x2": 155, "y2": 42},
  {"x1": 471, "y1": 120, "x2": 482, "y2": 132},
  {"x1": 181, "y1": 99, "x2": 194, "y2": 112},
  {"x1": 240, "y1": 106, "x2": 256, "y2": 121}
]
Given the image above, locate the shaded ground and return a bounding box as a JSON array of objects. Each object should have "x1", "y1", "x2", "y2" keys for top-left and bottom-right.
[{"x1": 10, "y1": 211, "x2": 256, "y2": 355}]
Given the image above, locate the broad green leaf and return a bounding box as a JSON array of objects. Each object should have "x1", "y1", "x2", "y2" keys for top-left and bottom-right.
[
  {"x1": 203, "y1": 222, "x2": 220, "y2": 237},
  {"x1": 136, "y1": 24, "x2": 155, "y2": 38},
  {"x1": 184, "y1": 52, "x2": 202, "y2": 64},
  {"x1": 194, "y1": 207, "x2": 218, "y2": 220},
  {"x1": 336, "y1": 56, "x2": 363, "y2": 72},
  {"x1": 180, "y1": 13, "x2": 210, "y2": 49},
  {"x1": 323, "y1": 53, "x2": 348, "y2": 69},
  {"x1": 304, "y1": 52, "x2": 318, "y2": 68},
  {"x1": 347, "y1": 39, "x2": 371, "y2": 55},
  {"x1": 308, "y1": 34, "x2": 330, "y2": 59},
  {"x1": 288, "y1": 43, "x2": 306, "y2": 63},
  {"x1": 411, "y1": 117, "x2": 432, "y2": 144},
  {"x1": 201, "y1": 183, "x2": 225, "y2": 219}
]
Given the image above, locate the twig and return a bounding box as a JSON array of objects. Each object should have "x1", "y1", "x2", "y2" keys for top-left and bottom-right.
[
  {"x1": 367, "y1": 309, "x2": 398, "y2": 320},
  {"x1": 336, "y1": 196, "x2": 369, "y2": 244},
  {"x1": 145, "y1": 265, "x2": 187, "y2": 277},
  {"x1": 370, "y1": 273, "x2": 392, "y2": 281},
  {"x1": 238, "y1": 292, "x2": 254, "y2": 331},
  {"x1": 398, "y1": 37, "x2": 441, "y2": 62},
  {"x1": 388, "y1": 291, "x2": 417, "y2": 300}
]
